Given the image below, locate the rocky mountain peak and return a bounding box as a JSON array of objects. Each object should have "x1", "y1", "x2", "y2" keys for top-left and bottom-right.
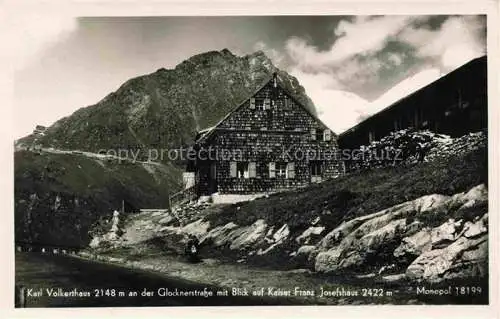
[{"x1": 17, "y1": 49, "x2": 315, "y2": 153}]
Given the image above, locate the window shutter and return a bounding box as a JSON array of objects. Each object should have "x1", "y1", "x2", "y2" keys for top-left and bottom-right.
[
  {"x1": 311, "y1": 128, "x2": 317, "y2": 141},
  {"x1": 268, "y1": 162, "x2": 276, "y2": 178},
  {"x1": 324, "y1": 129, "x2": 331, "y2": 141},
  {"x1": 287, "y1": 162, "x2": 295, "y2": 179},
  {"x1": 250, "y1": 98, "x2": 255, "y2": 109},
  {"x1": 230, "y1": 161, "x2": 237, "y2": 177},
  {"x1": 264, "y1": 98, "x2": 271, "y2": 110},
  {"x1": 249, "y1": 162, "x2": 257, "y2": 178}
]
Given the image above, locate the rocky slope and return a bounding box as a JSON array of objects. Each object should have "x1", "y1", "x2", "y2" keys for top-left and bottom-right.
[
  {"x1": 313, "y1": 184, "x2": 488, "y2": 282},
  {"x1": 16, "y1": 49, "x2": 315, "y2": 155}
]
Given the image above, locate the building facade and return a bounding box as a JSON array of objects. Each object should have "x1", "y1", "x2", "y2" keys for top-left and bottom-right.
[
  {"x1": 184, "y1": 73, "x2": 343, "y2": 197},
  {"x1": 338, "y1": 55, "x2": 487, "y2": 150}
]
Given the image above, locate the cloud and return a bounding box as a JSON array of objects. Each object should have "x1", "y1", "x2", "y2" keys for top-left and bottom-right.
[
  {"x1": 279, "y1": 15, "x2": 486, "y2": 133},
  {"x1": 285, "y1": 16, "x2": 414, "y2": 72},
  {"x1": 387, "y1": 52, "x2": 404, "y2": 66},
  {"x1": 282, "y1": 16, "x2": 424, "y2": 95},
  {"x1": 283, "y1": 15, "x2": 485, "y2": 87},
  {"x1": 254, "y1": 41, "x2": 286, "y2": 68},
  {"x1": 399, "y1": 16, "x2": 486, "y2": 70},
  {"x1": 0, "y1": 12, "x2": 77, "y2": 71},
  {"x1": 289, "y1": 66, "x2": 369, "y2": 132}
]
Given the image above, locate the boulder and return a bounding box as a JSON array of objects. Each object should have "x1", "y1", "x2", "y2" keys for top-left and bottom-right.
[
  {"x1": 442, "y1": 239, "x2": 488, "y2": 281},
  {"x1": 378, "y1": 263, "x2": 397, "y2": 275},
  {"x1": 296, "y1": 245, "x2": 316, "y2": 257},
  {"x1": 430, "y1": 218, "x2": 462, "y2": 247},
  {"x1": 273, "y1": 224, "x2": 290, "y2": 243},
  {"x1": 200, "y1": 222, "x2": 238, "y2": 247},
  {"x1": 358, "y1": 218, "x2": 406, "y2": 252},
  {"x1": 318, "y1": 194, "x2": 448, "y2": 252},
  {"x1": 406, "y1": 235, "x2": 487, "y2": 282},
  {"x1": 292, "y1": 245, "x2": 317, "y2": 267},
  {"x1": 296, "y1": 226, "x2": 325, "y2": 245},
  {"x1": 257, "y1": 224, "x2": 290, "y2": 255},
  {"x1": 463, "y1": 214, "x2": 488, "y2": 238},
  {"x1": 313, "y1": 184, "x2": 487, "y2": 277},
  {"x1": 229, "y1": 219, "x2": 268, "y2": 250},
  {"x1": 316, "y1": 218, "x2": 407, "y2": 273},
  {"x1": 462, "y1": 184, "x2": 488, "y2": 203},
  {"x1": 179, "y1": 219, "x2": 210, "y2": 237},
  {"x1": 447, "y1": 184, "x2": 487, "y2": 208},
  {"x1": 318, "y1": 210, "x2": 387, "y2": 249},
  {"x1": 382, "y1": 273, "x2": 406, "y2": 282},
  {"x1": 315, "y1": 249, "x2": 343, "y2": 273},
  {"x1": 394, "y1": 227, "x2": 432, "y2": 259}
]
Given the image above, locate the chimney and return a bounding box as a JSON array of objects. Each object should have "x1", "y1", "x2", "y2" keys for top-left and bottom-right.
[{"x1": 273, "y1": 72, "x2": 278, "y2": 88}]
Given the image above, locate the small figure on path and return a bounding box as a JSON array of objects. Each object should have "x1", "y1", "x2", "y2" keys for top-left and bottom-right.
[{"x1": 185, "y1": 234, "x2": 200, "y2": 263}]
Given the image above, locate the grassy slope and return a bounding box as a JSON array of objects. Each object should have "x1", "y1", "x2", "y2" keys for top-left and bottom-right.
[
  {"x1": 14, "y1": 150, "x2": 183, "y2": 247},
  {"x1": 206, "y1": 145, "x2": 487, "y2": 234}
]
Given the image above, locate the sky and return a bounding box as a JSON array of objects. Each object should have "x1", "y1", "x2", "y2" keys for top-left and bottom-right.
[{"x1": 11, "y1": 15, "x2": 486, "y2": 137}]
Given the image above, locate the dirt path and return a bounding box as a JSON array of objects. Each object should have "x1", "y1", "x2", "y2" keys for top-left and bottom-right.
[{"x1": 94, "y1": 249, "x2": 430, "y2": 305}]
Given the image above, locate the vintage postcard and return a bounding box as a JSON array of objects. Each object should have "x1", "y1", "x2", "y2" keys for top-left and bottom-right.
[{"x1": 3, "y1": 1, "x2": 499, "y2": 318}]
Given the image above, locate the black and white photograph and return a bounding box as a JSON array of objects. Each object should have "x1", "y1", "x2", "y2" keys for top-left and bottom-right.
[{"x1": 5, "y1": 4, "x2": 498, "y2": 315}]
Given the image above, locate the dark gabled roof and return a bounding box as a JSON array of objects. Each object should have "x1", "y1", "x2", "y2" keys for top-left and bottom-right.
[
  {"x1": 338, "y1": 55, "x2": 487, "y2": 138},
  {"x1": 194, "y1": 72, "x2": 334, "y2": 144}
]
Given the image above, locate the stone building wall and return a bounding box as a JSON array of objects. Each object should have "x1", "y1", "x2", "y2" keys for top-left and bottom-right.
[{"x1": 194, "y1": 77, "x2": 343, "y2": 195}]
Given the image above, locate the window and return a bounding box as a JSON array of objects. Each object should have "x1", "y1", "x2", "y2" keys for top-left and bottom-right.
[
  {"x1": 250, "y1": 97, "x2": 271, "y2": 110},
  {"x1": 237, "y1": 162, "x2": 248, "y2": 178},
  {"x1": 248, "y1": 162, "x2": 257, "y2": 178},
  {"x1": 269, "y1": 162, "x2": 295, "y2": 179},
  {"x1": 230, "y1": 161, "x2": 256, "y2": 178},
  {"x1": 238, "y1": 162, "x2": 248, "y2": 178},
  {"x1": 286, "y1": 162, "x2": 295, "y2": 179},
  {"x1": 317, "y1": 130, "x2": 323, "y2": 141},
  {"x1": 255, "y1": 98, "x2": 265, "y2": 110},
  {"x1": 310, "y1": 161, "x2": 323, "y2": 177},
  {"x1": 264, "y1": 98, "x2": 271, "y2": 109},
  {"x1": 311, "y1": 128, "x2": 329, "y2": 141},
  {"x1": 269, "y1": 162, "x2": 276, "y2": 178},
  {"x1": 284, "y1": 97, "x2": 294, "y2": 110},
  {"x1": 276, "y1": 162, "x2": 287, "y2": 178},
  {"x1": 323, "y1": 129, "x2": 332, "y2": 142}
]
